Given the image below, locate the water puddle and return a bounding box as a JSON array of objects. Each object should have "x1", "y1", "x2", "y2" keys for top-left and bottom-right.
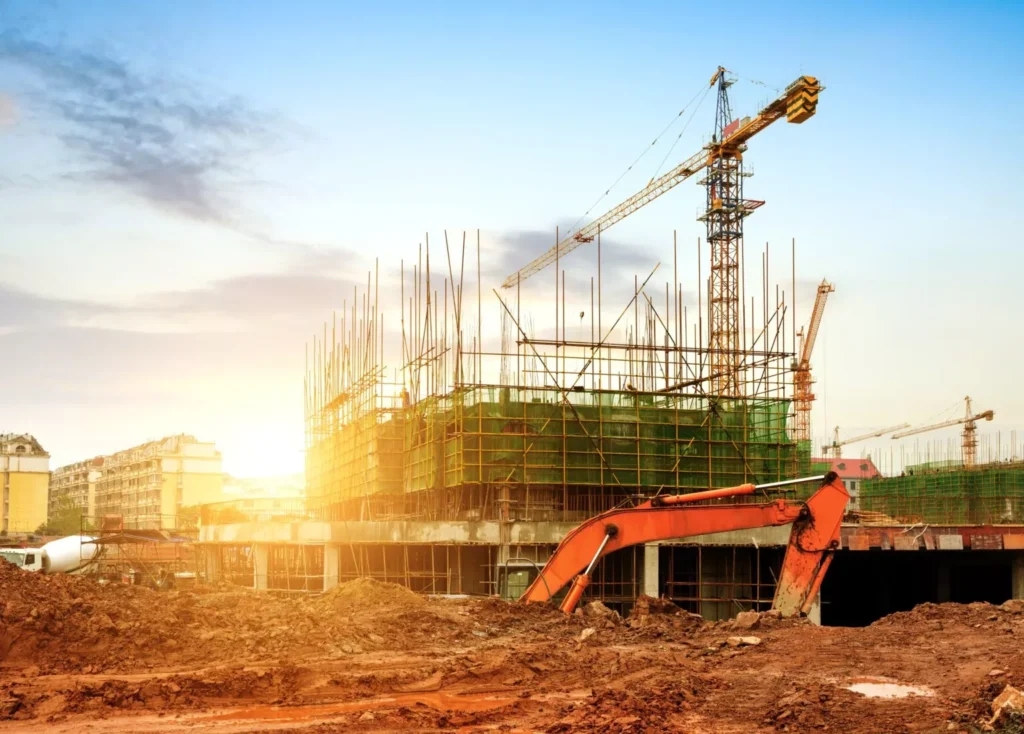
[
  {"x1": 845, "y1": 677, "x2": 934, "y2": 700},
  {"x1": 203, "y1": 691, "x2": 518, "y2": 722}
]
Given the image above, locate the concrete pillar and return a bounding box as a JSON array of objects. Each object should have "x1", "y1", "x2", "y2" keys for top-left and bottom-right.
[
  {"x1": 324, "y1": 543, "x2": 340, "y2": 591},
  {"x1": 205, "y1": 546, "x2": 223, "y2": 583},
  {"x1": 807, "y1": 592, "x2": 822, "y2": 626},
  {"x1": 1013, "y1": 552, "x2": 1024, "y2": 600},
  {"x1": 937, "y1": 564, "x2": 951, "y2": 603},
  {"x1": 642, "y1": 543, "x2": 660, "y2": 598},
  {"x1": 253, "y1": 543, "x2": 269, "y2": 591}
]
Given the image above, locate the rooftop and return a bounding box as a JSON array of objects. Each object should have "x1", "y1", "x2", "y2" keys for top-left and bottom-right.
[
  {"x1": 0, "y1": 433, "x2": 48, "y2": 457},
  {"x1": 812, "y1": 456, "x2": 881, "y2": 481}
]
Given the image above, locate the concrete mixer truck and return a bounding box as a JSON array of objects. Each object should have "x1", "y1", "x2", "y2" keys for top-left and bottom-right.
[{"x1": 0, "y1": 535, "x2": 101, "y2": 574}]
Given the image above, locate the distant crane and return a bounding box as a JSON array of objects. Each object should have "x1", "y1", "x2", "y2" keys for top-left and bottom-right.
[
  {"x1": 892, "y1": 396, "x2": 995, "y2": 467},
  {"x1": 502, "y1": 68, "x2": 823, "y2": 396},
  {"x1": 792, "y1": 279, "x2": 834, "y2": 443},
  {"x1": 822, "y1": 423, "x2": 910, "y2": 460}
]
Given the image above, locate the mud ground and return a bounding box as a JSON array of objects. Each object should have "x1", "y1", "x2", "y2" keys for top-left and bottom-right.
[{"x1": 3, "y1": 563, "x2": 1023, "y2": 733}]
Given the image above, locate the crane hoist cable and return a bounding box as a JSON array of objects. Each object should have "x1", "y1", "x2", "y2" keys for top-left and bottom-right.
[
  {"x1": 728, "y1": 69, "x2": 780, "y2": 93},
  {"x1": 648, "y1": 83, "x2": 713, "y2": 184},
  {"x1": 564, "y1": 79, "x2": 712, "y2": 241}
]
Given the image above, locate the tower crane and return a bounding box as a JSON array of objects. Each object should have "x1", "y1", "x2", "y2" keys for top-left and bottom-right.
[
  {"x1": 892, "y1": 396, "x2": 994, "y2": 468},
  {"x1": 502, "y1": 68, "x2": 823, "y2": 396},
  {"x1": 792, "y1": 279, "x2": 834, "y2": 443},
  {"x1": 822, "y1": 423, "x2": 910, "y2": 460}
]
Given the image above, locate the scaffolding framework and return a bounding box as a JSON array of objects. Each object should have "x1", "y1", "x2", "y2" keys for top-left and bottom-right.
[
  {"x1": 305, "y1": 229, "x2": 804, "y2": 527},
  {"x1": 859, "y1": 463, "x2": 1024, "y2": 526},
  {"x1": 80, "y1": 512, "x2": 197, "y2": 583}
]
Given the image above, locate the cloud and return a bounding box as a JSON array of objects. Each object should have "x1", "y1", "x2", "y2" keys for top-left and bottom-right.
[
  {"x1": 0, "y1": 283, "x2": 121, "y2": 331},
  {"x1": 484, "y1": 227, "x2": 659, "y2": 291},
  {"x1": 0, "y1": 242, "x2": 360, "y2": 337},
  {"x1": 0, "y1": 30, "x2": 280, "y2": 226},
  {"x1": 0, "y1": 92, "x2": 16, "y2": 128},
  {"x1": 145, "y1": 271, "x2": 361, "y2": 327}
]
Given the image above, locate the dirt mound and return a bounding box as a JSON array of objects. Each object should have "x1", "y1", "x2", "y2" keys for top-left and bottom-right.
[
  {"x1": 624, "y1": 595, "x2": 705, "y2": 638},
  {"x1": 629, "y1": 595, "x2": 684, "y2": 617},
  {"x1": 0, "y1": 564, "x2": 473, "y2": 675},
  {"x1": 0, "y1": 558, "x2": 161, "y2": 670},
  {"x1": 465, "y1": 596, "x2": 581, "y2": 638},
  {"x1": 316, "y1": 577, "x2": 426, "y2": 610},
  {"x1": 872, "y1": 600, "x2": 1024, "y2": 629}
]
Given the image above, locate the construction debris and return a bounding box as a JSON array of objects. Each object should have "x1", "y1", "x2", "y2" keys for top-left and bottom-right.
[
  {"x1": 733, "y1": 610, "x2": 761, "y2": 629},
  {"x1": 990, "y1": 685, "x2": 1024, "y2": 727}
]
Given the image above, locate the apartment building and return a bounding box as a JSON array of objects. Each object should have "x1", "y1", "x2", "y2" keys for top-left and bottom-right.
[
  {"x1": 0, "y1": 433, "x2": 50, "y2": 535},
  {"x1": 48, "y1": 457, "x2": 104, "y2": 519},
  {"x1": 58, "y1": 434, "x2": 224, "y2": 529}
]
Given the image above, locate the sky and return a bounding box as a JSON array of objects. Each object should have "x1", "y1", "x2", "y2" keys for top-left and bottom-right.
[{"x1": 1, "y1": 0, "x2": 1022, "y2": 476}]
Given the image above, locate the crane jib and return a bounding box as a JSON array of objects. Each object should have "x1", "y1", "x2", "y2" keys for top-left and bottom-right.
[{"x1": 501, "y1": 74, "x2": 823, "y2": 289}]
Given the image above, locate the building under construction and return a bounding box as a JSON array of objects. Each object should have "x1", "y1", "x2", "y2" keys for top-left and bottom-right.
[
  {"x1": 304, "y1": 240, "x2": 800, "y2": 527},
  {"x1": 195, "y1": 68, "x2": 1024, "y2": 622},
  {"x1": 194, "y1": 221, "x2": 829, "y2": 613}
]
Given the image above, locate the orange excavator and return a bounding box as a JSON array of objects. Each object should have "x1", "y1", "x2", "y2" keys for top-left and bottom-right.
[{"x1": 520, "y1": 472, "x2": 848, "y2": 617}]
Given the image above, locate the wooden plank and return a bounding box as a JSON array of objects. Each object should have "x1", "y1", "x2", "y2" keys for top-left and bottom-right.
[
  {"x1": 847, "y1": 534, "x2": 872, "y2": 551},
  {"x1": 893, "y1": 535, "x2": 920, "y2": 551},
  {"x1": 936, "y1": 534, "x2": 964, "y2": 550},
  {"x1": 970, "y1": 535, "x2": 1003, "y2": 551},
  {"x1": 1003, "y1": 535, "x2": 1024, "y2": 550}
]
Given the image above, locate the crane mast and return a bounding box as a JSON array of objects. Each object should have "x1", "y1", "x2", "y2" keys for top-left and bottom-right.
[
  {"x1": 792, "y1": 279, "x2": 834, "y2": 443},
  {"x1": 501, "y1": 67, "x2": 822, "y2": 397}
]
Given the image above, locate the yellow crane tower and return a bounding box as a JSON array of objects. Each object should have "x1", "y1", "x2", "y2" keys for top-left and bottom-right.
[
  {"x1": 792, "y1": 279, "x2": 834, "y2": 443},
  {"x1": 822, "y1": 423, "x2": 910, "y2": 460},
  {"x1": 502, "y1": 68, "x2": 823, "y2": 396},
  {"x1": 891, "y1": 396, "x2": 995, "y2": 467}
]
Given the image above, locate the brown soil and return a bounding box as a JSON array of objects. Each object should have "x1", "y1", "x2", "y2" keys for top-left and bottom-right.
[{"x1": 3, "y1": 562, "x2": 1024, "y2": 733}]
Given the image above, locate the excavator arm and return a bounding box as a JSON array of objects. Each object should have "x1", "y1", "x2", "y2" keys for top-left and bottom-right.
[{"x1": 520, "y1": 473, "x2": 848, "y2": 617}]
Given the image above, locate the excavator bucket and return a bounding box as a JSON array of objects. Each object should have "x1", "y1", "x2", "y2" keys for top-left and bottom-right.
[{"x1": 772, "y1": 471, "x2": 848, "y2": 616}]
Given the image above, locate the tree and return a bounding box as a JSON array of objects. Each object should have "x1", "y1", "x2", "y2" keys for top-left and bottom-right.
[
  {"x1": 176, "y1": 504, "x2": 201, "y2": 530},
  {"x1": 36, "y1": 497, "x2": 86, "y2": 536}
]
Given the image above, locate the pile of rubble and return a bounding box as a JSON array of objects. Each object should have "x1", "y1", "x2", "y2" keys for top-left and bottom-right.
[{"x1": 0, "y1": 562, "x2": 477, "y2": 674}]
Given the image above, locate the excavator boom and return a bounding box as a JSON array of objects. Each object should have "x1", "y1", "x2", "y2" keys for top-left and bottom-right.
[{"x1": 520, "y1": 473, "x2": 848, "y2": 617}]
